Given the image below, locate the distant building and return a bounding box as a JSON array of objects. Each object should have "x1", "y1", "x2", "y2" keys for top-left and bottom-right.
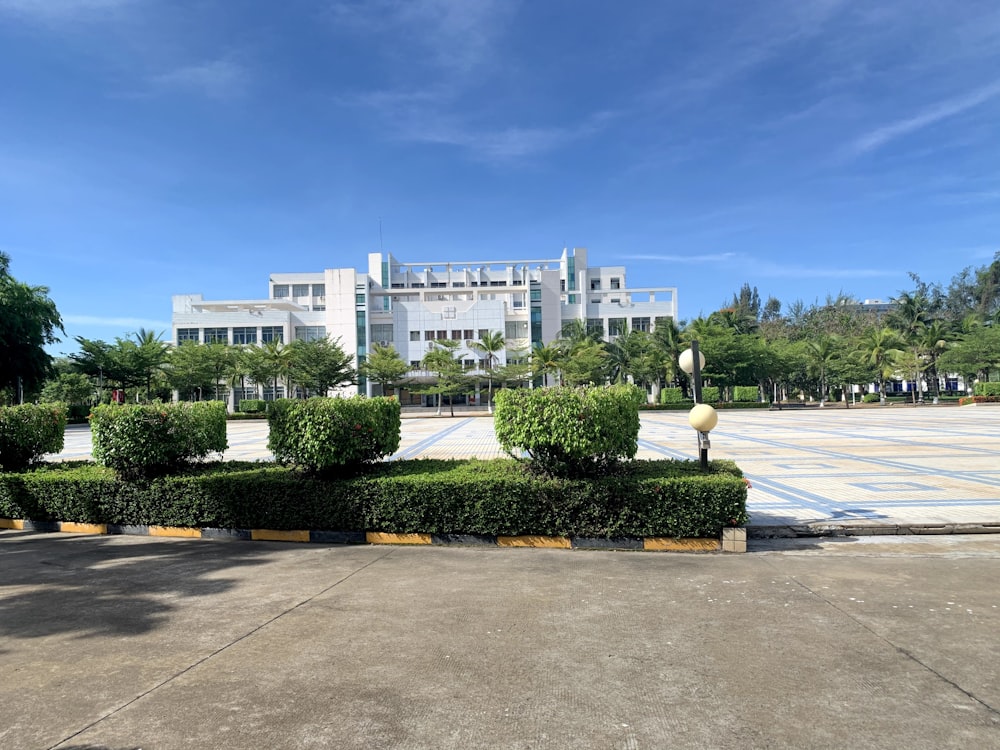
[{"x1": 172, "y1": 247, "x2": 678, "y2": 400}]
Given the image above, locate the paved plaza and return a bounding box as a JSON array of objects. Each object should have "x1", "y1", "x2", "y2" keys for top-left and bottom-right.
[
  {"x1": 55, "y1": 407, "x2": 1000, "y2": 531},
  {"x1": 2, "y1": 532, "x2": 998, "y2": 749}
]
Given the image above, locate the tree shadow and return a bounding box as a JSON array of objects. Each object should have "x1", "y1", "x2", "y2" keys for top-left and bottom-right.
[{"x1": 0, "y1": 532, "x2": 279, "y2": 640}]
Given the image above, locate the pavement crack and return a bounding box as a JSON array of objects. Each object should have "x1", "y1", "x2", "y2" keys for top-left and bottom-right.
[
  {"x1": 47, "y1": 547, "x2": 396, "y2": 750},
  {"x1": 765, "y1": 559, "x2": 1000, "y2": 720}
]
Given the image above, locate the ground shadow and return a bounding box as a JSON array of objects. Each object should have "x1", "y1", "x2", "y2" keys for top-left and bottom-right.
[{"x1": 0, "y1": 531, "x2": 291, "y2": 640}]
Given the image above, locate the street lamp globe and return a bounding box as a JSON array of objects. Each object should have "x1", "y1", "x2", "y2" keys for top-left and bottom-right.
[
  {"x1": 689, "y1": 402, "x2": 719, "y2": 432},
  {"x1": 679, "y1": 348, "x2": 706, "y2": 376}
]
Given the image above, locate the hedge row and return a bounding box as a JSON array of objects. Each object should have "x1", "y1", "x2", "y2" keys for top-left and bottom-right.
[
  {"x1": 0, "y1": 459, "x2": 748, "y2": 538},
  {"x1": 974, "y1": 382, "x2": 1000, "y2": 397}
]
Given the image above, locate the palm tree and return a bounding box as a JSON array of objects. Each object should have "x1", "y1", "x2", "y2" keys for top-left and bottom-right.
[
  {"x1": 917, "y1": 320, "x2": 952, "y2": 400},
  {"x1": 805, "y1": 335, "x2": 839, "y2": 404},
  {"x1": 530, "y1": 343, "x2": 563, "y2": 387},
  {"x1": 131, "y1": 328, "x2": 169, "y2": 401},
  {"x1": 260, "y1": 340, "x2": 293, "y2": 399},
  {"x1": 471, "y1": 331, "x2": 505, "y2": 412},
  {"x1": 860, "y1": 327, "x2": 904, "y2": 403}
]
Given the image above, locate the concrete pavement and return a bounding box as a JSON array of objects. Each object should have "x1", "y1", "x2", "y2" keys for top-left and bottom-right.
[{"x1": 1, "y1": 531, "x2": 998, "y2": 749}]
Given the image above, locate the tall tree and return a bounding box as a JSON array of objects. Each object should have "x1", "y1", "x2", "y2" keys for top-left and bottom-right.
[
  {"x1": 289, "y1": 337, "x2": 355, "y2": 396},
  {"x1": 420, "y1": 340, "x2": 467, "y2": 416},
  {"x1": 359, "y1": 343, "x2": 409, "y2": 397},
  {"x1": 0, "y1": 252, "x2": 63, "y2": 402},
  {"x1": 471, "y1": 331, "x2": 505, "y2": 412},
  {"x1": 859, "y1": 327, "x2": 904, "y2": 403}
]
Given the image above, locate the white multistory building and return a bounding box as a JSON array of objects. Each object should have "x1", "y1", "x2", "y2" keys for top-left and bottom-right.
[{"x1": 171, "y1": 248, "x2": 678, "y2": 401}]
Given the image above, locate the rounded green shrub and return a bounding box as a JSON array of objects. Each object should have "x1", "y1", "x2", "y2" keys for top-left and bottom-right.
[
  {"x1": 0, "y1": 403, "x2": 67, "y2": 472},
  {"x1": 90, "y1": 401, "x2": 228, "y2": 478},
  {"x1": 493, "y1": 384, "x2": 643, "y2": 477},
  {"x1": 267, "y1": 396, "x2": 401, "y2": 472}
]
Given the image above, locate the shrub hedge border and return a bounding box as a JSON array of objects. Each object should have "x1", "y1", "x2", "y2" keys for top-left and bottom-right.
[
  {"x1": 0, "y1": 517, "x2": 732, "y2": 552},
  {"x1": 0, "y1": 458, "x2": 748, "y2": 548}
]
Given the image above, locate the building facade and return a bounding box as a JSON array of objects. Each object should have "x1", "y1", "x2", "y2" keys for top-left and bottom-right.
[{"x1": 171, "y1": 248, "x2": 678, "y2": 398}]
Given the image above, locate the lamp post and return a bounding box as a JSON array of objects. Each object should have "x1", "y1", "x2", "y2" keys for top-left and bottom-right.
[{"x1": 679, "y1": 341, "x2": 716, "y2": 470}]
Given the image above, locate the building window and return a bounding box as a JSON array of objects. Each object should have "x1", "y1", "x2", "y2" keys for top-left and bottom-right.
[
  {"x1": 463, "y1": 359, "x2": 475, "y2": 370},
  {"x1": 610, "y1": 278, "x2": 621, "y2": 290},
  {"x1": 590, "y1": 279, "x2": 601, "y2": 290},
  {"x1": 443, "y1": 306, "x2": 457, "y2": 319},
  {"x1": 263, "y1": 386, "x2": 285, "y2": 402},
  {"x1": 586, "y1": 319, "x2": 604, "y2": 337},
  {"x1": 261, "y1": 326, "x2": 283, "y2": 343},
  {"x1": 176, "y1": 328, "x2": 198, "y2": 344},
  {"x1": 505, "y1": 321, "x2": 528, "y2": 339},
  {"x1": 273, "y1": 285, "x2": 289, "y2": 298},
  {"x1": 437, "y1": 330, "x2": 447, "y2": 340},
  {"x1": 371, "y1": 324, "x2": 393, "y2": 343},
  {"x1": 452, "y1": 282, "x2": 465, "y2": 288},
  {"x1": 313, "y1": 305, "x2": 326, "y2": 311},
  {"x1": 312, "y1": 284, "x2": 325, "y2": 297},
  {"x1": 431, "y1": 282, "x2": 447, "y2": 288},
  {"x1": 294, "y1": 326, "x2": 327, "y2": 342},
  {"x1": 608, "y1": 318, "x2": 626, "y2": 336},
  {"x1": 232, "y1": 327, "x2": 257, "y2": 345},
  {"x1": 478, "y1": 329, "x2": 488, "y2": 339},
  {"x1": 425, "y1": 331, "x2": 435, "y2": 341},
  {"x1": 464, "y1": 329, "x2": 474, "y2": 340},
  {"x1": 559, "y1": 280, "x2": 566, "y2": 292},
  {"x1": 410, "y1": 361, "x2": 421, "y2": 368},
  {"x1": 488, "y1": 280, "x2": 507, "y2": 287},
  {"x1": 203, "y1": 327, "x2": 228, "y2": 344},
  {"x1": 411, "y1": 283, "x2": 424, "y2": 288},
  {"x1": 530, "y1": 289, "x2": 541, "y2": 301},
  {"x1": 410, "y1": 331, "x2": 421, "y2": 341},
  {"x1": 293, "y1": 284, "x2": 309, "y2": 297},
  {"x1": 631, "y1": 317, "x2": 650, "y2": 332},
  {"x1": 451, "y1": 330, "x2": 462, "y2": 341},
  {"x1": 355, "y1": 294, "x2": 366, "y2": 305}
]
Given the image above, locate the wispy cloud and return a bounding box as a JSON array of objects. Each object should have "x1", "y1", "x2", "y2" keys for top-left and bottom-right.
[
  {"x1": 326, "y1": 0, "x2": 513, "y2": 75},
  {"x1": 621, "y1": 253, "x2": 737, "y2": 264},
  {"x1": 850, "y1": 80, "x2": 1000, "y2": 156},
  {"x1": 751, "y1": 262, "x2": 897, "y2": 279},
  {"x1": 64, "y1": 314, "x2": 171, "y2": 330},
  {"x1": 0, "y1": 0, "x2": 134, "y2": 22},
  {"x1": 151, "y1": 58, "x2": 248, "y2": 99}
]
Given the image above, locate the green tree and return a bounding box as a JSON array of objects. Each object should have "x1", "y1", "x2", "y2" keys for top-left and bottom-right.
[
  {"x1": 420, "y1": 340, "x2": 469, "y2": 416},
  {"x1": 859, "y1": 327, "x2": 904, "y2": 403},
  {"x1": 558, "y1": 339, "x2": 608, "y2": 386},
  {"x1": 471, "y1": 330, "x2": 505, "y2": 412},
  {"x1": 359, "y1": 343, "x2": 409, "y2": 397},
  {"x1": 0, "y1": 252, "x2": 63, "y2": 402},
  {"x1": 530, "y1": 343, "x2": 563, "y2": 387},
  {"x1": 40, "y1": 372, "x2": 94, "y2": 406},
  {"x1": 289, "y1": 337, "x2": 355, "y2": 396},
  {"x1": 167, "y1": 342, "x2": 216, "y2": 400}
]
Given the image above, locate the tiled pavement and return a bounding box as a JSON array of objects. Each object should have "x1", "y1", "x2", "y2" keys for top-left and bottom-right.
[{"x1": 55, "y1": 407, "x2": 1000, "y2": 530}]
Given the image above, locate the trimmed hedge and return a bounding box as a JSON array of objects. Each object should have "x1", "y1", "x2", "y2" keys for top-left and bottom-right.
[
  {"x1": 0, "y1": 403, "x2": 67, "y2": 472},
  {"x1": 268, "y1": 396, "x2": 401, "y2": 472},
  {"x1": 494, "y1": 384, "x2": 644, "y2": 476},
  {"x1": 700, "y1": 386, "x2": 720, "y2": 403},
  {"x1": 90, "y1": 402, "x2": 228, "y2": 479},
  {"x1": 0, "y1": 458, "x2": 748, "y2": 538},
  {"x1": 974, "y1": 382, "x2": 1000, "y2": 397},
  {"x1": 660, "y1": 387, "x2": 684, "y2": 404},
  {"x1": 238, "y1": 399, "x2": 267, "y2": 414},
  {"x1": 733, "y1": 385, "x2": 759, "y2": 402}
]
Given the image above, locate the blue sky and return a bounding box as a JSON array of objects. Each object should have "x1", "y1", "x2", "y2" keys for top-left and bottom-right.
[{"x1": 2, "y1": 0, "x2": 998, "y2": 355}]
